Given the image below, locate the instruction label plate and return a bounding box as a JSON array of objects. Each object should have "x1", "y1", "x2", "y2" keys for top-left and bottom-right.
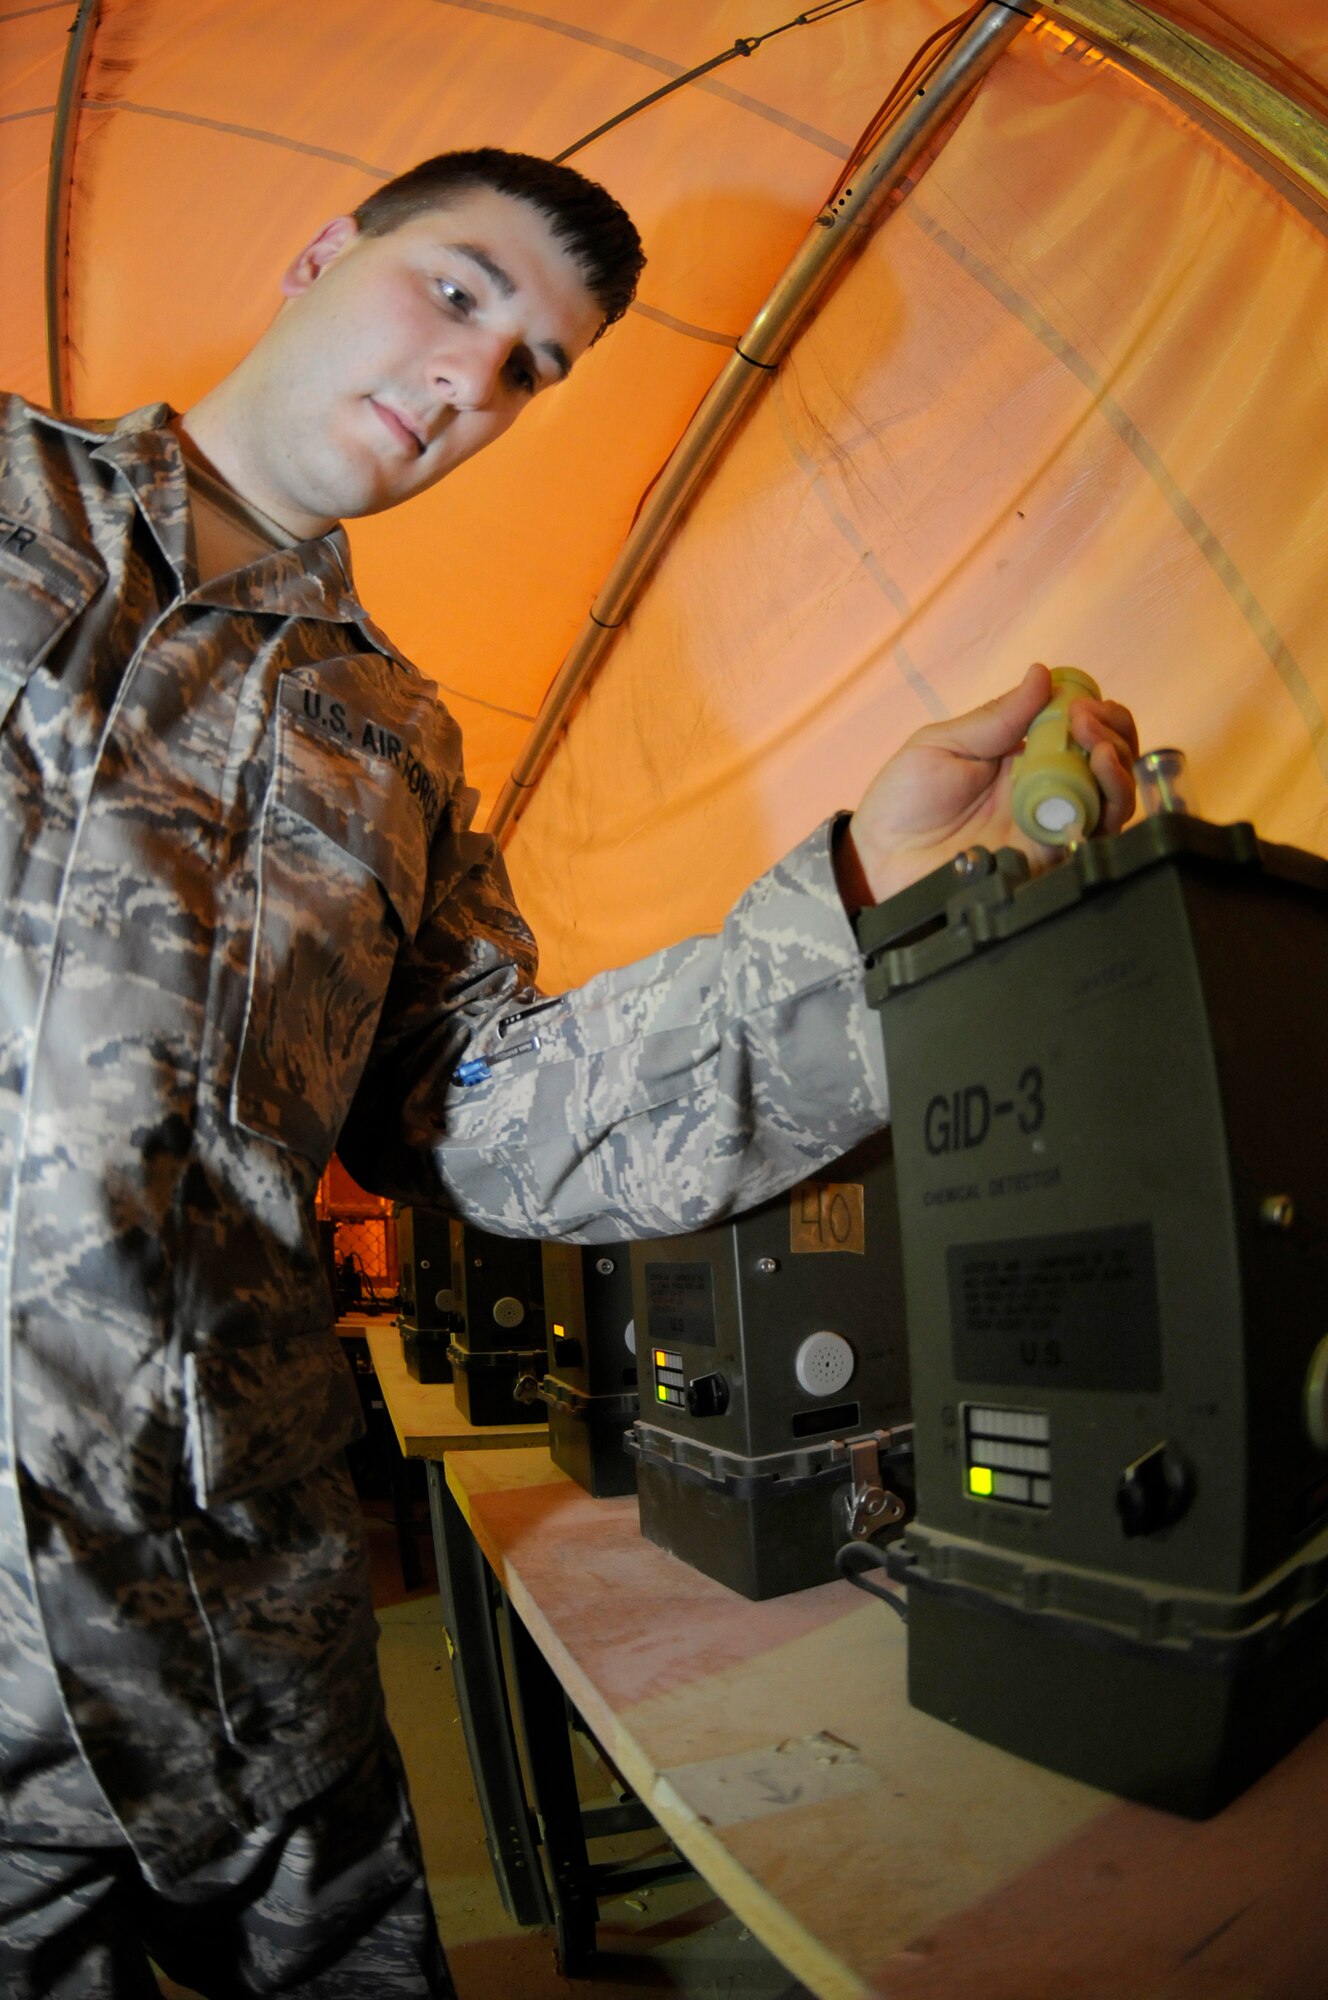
[{"x1": 948, "y1": 1224, "x2": 1161, "y2": 1391}]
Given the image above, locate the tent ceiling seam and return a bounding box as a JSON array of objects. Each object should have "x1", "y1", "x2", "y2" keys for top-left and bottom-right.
[
  {"x1": 432, "y1": 686, "x2": 536, "y2": 723},
  {"x1": 0, "y1": 0, "x2": 71, "y2": 20},
  {"x1": 681, "y1": 73, "x2": 851, "y2": 159},
  {"x1": 490, "y1": 0, "x2": 1325, "y2": 842},
  {"x1": 486, "y1": 0, "x2": 1030, "y2": 837},
  {"x1": 908, "y1": 201, "x2": 1328, "y2": 779},
  {"x1": 75, "y1": 100, "x2": 391, "y2": 178},
  {"x1": 629, "y1": 301, "x2": 741, "y2": 347},
  {"x1": 431, "y1": 0, "x2": 851, "y2": 158},
  {"x1": 551, "y1": 1, "x2": 867, "y2": 165},
  {"x1": 34, "y1": 114, "x2": 816, "y2": 356},
  {"x1": 771, "y1": 382, "x2": 946, "y2": 724}
]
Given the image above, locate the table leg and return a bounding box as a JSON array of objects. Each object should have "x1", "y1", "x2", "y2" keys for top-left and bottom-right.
[
  {"x1": 501, "y1": 1596, "x2": 600, "y2": 1975},
  {"x1": 391, "y1": 1450, "x2": 423, "y2": 1592},
  {"x1": 426, "y1": 1463, "x2": 552, "y2": 1928}
]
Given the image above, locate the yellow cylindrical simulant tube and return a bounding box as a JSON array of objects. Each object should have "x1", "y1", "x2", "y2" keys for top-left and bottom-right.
[{"x1": 1010, "y1": 667, "x2": 1103, "y2": 845}]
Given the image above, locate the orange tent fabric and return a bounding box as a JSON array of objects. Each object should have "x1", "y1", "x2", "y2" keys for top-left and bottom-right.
[
  {"x1": 3, "y1": 2, "x2": 1324, "y2": 994},
  {"x1": 509, "y1": 17, "x2": 1328, "y2": 984}
]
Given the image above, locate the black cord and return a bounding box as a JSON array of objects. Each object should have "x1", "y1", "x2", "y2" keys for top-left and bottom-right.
[
  {"x1": 822, "y1": 1, "x2": 988, "y2": 210},
  {"x1": 344, "y1": 1251, "x2": 400, "y2": 1315},
  {"x1": 553, "y1": 1, "x2": 867, "y2": 164},
  {"x1": 835, "y1": 1539, "x2": 908, "y2": 1620}
]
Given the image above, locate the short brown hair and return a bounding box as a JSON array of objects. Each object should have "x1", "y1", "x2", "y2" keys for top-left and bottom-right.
[{"x1": 353, "y1": 149, "x2": 644, "y2": 338}]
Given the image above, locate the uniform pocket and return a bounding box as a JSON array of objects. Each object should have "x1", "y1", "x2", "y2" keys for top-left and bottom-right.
[
  {"x1": 174, "y1": 1452, "x2": 379, "y2": 1749},
  {"x1": 0, "y1": 522, "x2": 105, "y2": 729},
  {"x1": 231, "y1": 664, "x2": 447, "y2": 1163},
  {"x1": 182, "y1": 1326, "x2": 364, "y2": 1508}
]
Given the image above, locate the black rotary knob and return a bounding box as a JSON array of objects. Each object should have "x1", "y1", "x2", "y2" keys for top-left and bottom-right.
[
  {"x1": 685, "y1": 1372, "x2": 730, "y2": 1419},
  {"x1": 1116, "y1": 1442, "x2": 1195, "y2": 1537}
]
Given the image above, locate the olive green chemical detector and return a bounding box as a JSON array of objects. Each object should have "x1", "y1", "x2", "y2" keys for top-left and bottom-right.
[
  {"x1": 855, "y1": 812, "x2": 1328, "y2": 1817},
  {"x1": 626, "y1": 1130, "x2": 911, "y2": 1601},
  {"x1": 1010, "y1": 667, "x2": 1103, "y2": 845}
]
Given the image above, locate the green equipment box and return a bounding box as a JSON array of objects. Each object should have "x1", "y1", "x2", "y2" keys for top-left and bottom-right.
[
  {"x1": 628, "y1": 1130, "x2": 910, "y2": 1600},
  {"x1": 540, "y1": 1243, "x2": 639, "y2": 1497},
  {"x1": 442, "y1": 1223, "x2": 547, "y2": 1428},
  {"x1": 858, "y1": 814, "x2": 1328, "y2": 1816}
]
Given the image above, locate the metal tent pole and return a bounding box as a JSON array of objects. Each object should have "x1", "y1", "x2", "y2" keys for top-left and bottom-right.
[
  {"x1": 1046, "y1": 0, "x2": 1327, "y2": 213},
  {"x1": 45, "y1": 0, "x2": 101, "y2": 415},
  {"x1": 486, "y1": 0, "x2": 1032, "y2": 842}
]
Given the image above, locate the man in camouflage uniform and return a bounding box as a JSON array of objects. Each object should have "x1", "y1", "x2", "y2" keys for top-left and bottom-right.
[{"x1": 0, "y1": 149, "x2": 1139, "y2": 1997}]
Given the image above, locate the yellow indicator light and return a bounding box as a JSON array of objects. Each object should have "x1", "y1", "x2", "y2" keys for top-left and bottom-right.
[
  {"x1": 655, "y1": 1350, "x2": 668, "y2": 1366},
  {"x1": 657, "y1": 1385, "x2": 669, "y2": 1401},
  {"x1": 552, "y1": 1323, "x2": 566, "y2": 1339},
  {"x1": 969, "y1": 1465, "x2": 994, "y2": 1497}
]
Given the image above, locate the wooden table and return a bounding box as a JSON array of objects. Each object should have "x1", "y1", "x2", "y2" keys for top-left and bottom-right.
[
  {"x1": 335, "y1": 1313, "x2": 426, "y2": 1588},
  {"x1": 444, "y1": 1444, "x2": 1328, "y2": 2000},
  {"x1": 365, "y1": 1321, "x2": 549, "y2": 1456},
  {"x1": 369, "y1": 1329, "x2": 1328, "y2": 1997},
  {"x1": 342, "y1": 1313, "x2": 531, "y2": 1587},
  {"x1": 365, "y1": 1322, "x2": 561, "y2": 1931}
]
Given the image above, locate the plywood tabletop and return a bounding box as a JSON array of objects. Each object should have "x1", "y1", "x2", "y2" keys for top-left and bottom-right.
[
  {"x1": 365, "y1": 1322, "x2": 549, "y2": 1458},
  {"x1": 333, "y1": 1311, "x2": 383, "y2": 1338},
  {"x1": 444, "y1": 1449, "x2": 1328, "y2": 2000}
]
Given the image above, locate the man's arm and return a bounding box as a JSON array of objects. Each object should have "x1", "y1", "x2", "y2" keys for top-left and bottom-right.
[
  {"x1": 338, "y1": 809, "x2": 885, "y2": 1240},
  {"x1": 338, "y1": 667, "x2": 1138, "y2": 1241}
]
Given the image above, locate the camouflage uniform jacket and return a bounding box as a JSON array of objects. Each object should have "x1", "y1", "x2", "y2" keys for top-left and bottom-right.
[{"x1": 0, "y1": 395, "x2": 888, "y2": 1886}]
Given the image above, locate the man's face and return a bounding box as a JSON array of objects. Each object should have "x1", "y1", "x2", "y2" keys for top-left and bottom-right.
[{"x1": 250, "y1": 187, "x2": 603, "y2": 531}]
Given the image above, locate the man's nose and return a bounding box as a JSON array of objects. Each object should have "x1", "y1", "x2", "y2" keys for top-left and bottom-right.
[{"x1": 438, "y1": 330, "x2": 510, "y2": 412}]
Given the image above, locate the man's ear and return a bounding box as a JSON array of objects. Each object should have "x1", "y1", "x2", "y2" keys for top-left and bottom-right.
[{"x1": 280, "y1": 215, "x2": 360, "y2": 299}]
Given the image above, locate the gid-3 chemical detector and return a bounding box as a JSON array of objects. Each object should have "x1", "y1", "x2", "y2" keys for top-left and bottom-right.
[
  {"x1": 539, "y1": 1243, "x2": 639, "y2": 1497},
  {"x1": 627, "y1": 1131, "x2": 911, "y2": 1600},
  {"x1": 857, "y1": 810, "x2": 1328, "y2": 1816}
]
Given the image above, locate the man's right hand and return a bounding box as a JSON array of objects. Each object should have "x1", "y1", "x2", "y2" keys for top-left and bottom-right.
[{"x1": 833, "y1": 664, "x2": 1140, "y2": 916}]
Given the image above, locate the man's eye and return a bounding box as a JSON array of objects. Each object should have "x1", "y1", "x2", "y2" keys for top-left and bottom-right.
[
  {"x1": 437, "y1": 281, "x2": 473, "y2": 314},
  {"x1": 508, "y1": 357, "x2": 538, "y2": 395}
]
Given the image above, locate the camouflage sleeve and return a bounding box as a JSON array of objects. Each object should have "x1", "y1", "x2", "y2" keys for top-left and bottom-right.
[{"x1": 337, "y1": 789, "x2": 890, "y2": 1242}]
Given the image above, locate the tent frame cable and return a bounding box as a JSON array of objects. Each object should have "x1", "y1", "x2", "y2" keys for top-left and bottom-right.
[
  {"x1": 487, "y1": 0, "x2": 1033, "y2": 842},
  {"x1": 554, "y1": 0, "x2": 868, "y2": 165},
  {"x1": 487, "y1": 0, "x2": 1326, "y2": 843}
]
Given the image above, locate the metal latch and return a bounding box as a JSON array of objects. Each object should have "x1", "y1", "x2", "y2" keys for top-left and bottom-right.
[{"x1": 832, "y1": 1427, "x2": 913, "y2": 1541}]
